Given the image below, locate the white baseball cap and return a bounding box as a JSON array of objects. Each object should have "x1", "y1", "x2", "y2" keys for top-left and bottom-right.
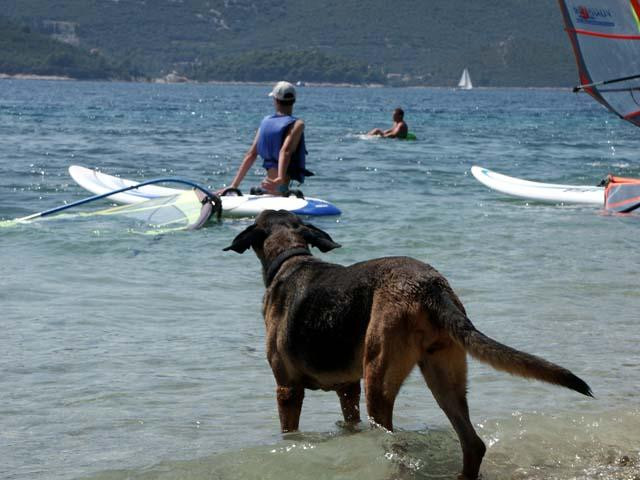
[{"x1": 268, "y1": 81, "x2": 296, "y2": 101}]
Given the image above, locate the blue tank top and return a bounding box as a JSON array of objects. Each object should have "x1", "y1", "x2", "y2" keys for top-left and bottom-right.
[{"x1": 256, "y1": 114, "x2": 312, "y2": 183}]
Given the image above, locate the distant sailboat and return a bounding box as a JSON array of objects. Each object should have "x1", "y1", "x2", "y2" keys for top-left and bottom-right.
[{"x1": 457, "y1": 68, "x2": 473, "y2": 90}]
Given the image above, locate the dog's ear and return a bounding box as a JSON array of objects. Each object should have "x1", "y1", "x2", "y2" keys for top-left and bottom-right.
[
  {"x1": 223, "y1": 224, "x2": 267, "y2": 253},
  {"x1": 301, "y1": 223, "x2": 341, "y2": 252}
]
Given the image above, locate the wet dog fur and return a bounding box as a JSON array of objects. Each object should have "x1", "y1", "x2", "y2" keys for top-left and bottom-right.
[{"x1": 224, "y1": 210, "x2": 592, "y2": 480}]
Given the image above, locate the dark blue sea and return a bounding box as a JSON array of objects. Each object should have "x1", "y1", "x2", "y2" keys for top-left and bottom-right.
[{"x1": 1, "y1": 79, "x2": 639, "y2": 480}]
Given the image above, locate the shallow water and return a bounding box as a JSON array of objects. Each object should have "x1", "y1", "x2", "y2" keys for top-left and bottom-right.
[{"x1": 1, "y1": 80, "x2": 639, "y2": 480}]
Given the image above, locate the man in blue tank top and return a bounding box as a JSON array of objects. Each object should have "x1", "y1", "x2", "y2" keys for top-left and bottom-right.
[{"x1": 222, "y1": 81, "x2": 312, "y2": 195}]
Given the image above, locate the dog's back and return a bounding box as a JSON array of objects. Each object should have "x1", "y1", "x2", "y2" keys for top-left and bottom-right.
[{"x1": 267, "y1": 254, "x2": 591, "y2": 396}]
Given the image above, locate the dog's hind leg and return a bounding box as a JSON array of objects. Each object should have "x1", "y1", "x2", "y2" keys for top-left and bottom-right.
[
  {"x1": 276, "y1": 385, "x2": 304, "y2": 433},
  {"x1": 363, "y1": 325, "x2": 419, "y2": 431},
  {"x1": 336, "y1": 382, "x2": 361, "y2": 424},
  {"x1": 418, "y1": 346, "x2": 486, "y2": 480}
]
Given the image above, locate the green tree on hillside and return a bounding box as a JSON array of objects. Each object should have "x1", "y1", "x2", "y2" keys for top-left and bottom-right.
[
  {"x1": 190, "y1": 50, "x2": 384, "y2": 84},
  {"x1": 0, "y1": 15, "x2": 145, "y2": 80}
]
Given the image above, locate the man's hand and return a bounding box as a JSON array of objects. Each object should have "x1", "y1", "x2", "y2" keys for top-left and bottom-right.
[{"x1": 216, "y1": 185, "x2": 237, "y2": 195}]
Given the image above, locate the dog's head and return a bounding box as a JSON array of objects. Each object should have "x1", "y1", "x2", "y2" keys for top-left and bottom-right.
[{"x1": 223, "y1": 210, "x2": 341, "y2": 258}]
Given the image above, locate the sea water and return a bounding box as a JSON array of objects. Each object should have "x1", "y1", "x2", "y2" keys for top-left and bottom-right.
[{"x1": 1, "y1": 80, "x2": 638, "y2": 480}]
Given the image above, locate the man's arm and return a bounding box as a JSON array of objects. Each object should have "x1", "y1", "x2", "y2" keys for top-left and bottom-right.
[
  {"x1": 263, "y1": 120, "x2": 304, "y2": 191},
  {"x1": 277, "y1": 120, "x2": 304, "y2": 179},
  {"x1": 226, "y1": 130, "x2": 259, "y2": 190},
  {"x1": 382, "y1": 122, "x2": 402, "y2": 138}
]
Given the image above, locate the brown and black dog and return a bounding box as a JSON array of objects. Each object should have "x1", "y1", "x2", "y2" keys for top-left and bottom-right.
[{"x1": 224, "y1": 210, "x2": 592, "y2": 480}]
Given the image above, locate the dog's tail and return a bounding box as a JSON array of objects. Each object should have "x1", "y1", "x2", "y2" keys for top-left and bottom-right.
[{"x1": 438, "y1": 296, "x2": 593, "y2": 397}]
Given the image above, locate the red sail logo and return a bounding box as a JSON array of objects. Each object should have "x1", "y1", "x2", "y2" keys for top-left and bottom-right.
[
  {"x1": 573, "y1": 5, "x2": 614, "y2": 27},
  {"x1": 579, "y1": 6, "x2": 590, "y2": 20}
]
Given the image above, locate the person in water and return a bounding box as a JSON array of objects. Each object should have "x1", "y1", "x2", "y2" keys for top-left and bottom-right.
[
  {"x1": 367, "y1": 107, "x2": 408, "y2": 139},
  {"x1": 222, "y1": 81, "x2": 311, "y2": 195}
]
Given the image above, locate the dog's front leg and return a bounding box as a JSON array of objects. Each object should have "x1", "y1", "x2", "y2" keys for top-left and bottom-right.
[
  {"x1": 336, "y1": 382, "x2": 361, "y2": 424},
  {"x1": 276, "y1": 385, "x2": 304, "y2": 432}
]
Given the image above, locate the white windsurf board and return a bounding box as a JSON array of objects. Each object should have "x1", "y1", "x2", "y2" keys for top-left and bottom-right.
[{"x1": 471, "y1": 166, "x2": 604, "y2": 205}]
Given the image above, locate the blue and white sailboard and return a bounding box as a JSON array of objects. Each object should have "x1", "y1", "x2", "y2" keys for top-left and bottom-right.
[
  {"x1": 559, "y1": 0, "x2": 640, "y2": 126},
  {"x1": 69, "y1": 165, "x2": 341, "y2": 219},
  {"x1": 4, "y1": 166, "x2": 340, "y2": 230}
]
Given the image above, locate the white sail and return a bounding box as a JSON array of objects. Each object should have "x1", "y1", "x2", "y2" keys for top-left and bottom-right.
[
  {"x1": 458, "y1": 68, "x2": 473, "y2": 90},
  {"x1": 558, "y1": 0, "x2": 640, "y2": 127}
]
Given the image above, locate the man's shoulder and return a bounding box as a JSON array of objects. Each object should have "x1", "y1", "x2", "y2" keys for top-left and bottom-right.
[{"x1": 260, "y1": 114, "x2": 274, "y2": 124}]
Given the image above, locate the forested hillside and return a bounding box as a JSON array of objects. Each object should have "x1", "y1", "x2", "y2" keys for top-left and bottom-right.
[
  {"x1": 0, "y1": 16, "x2": 143, "y2": 79},
  {"x1": 0, "y1": 0, "x2": 578, "y2": 86}
]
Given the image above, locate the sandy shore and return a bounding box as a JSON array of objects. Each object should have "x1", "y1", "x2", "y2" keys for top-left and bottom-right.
[
  {"x1": 0, "y1": 73, "x2": 72, "y2": 81},
  {"x1": 0, "y1": 73, "x2": 377, "y2": 87}
]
